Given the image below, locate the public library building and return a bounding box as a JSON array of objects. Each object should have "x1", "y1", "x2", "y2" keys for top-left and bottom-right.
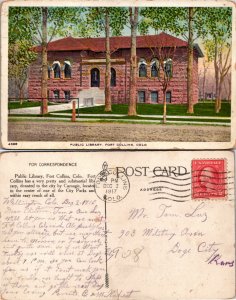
[{"x1": 29, "y1": 32, "x2": 203, "y2": 105}]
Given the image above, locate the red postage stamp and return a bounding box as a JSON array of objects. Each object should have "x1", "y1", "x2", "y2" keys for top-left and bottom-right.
[{"x1": 192, "y1": 159, "x2": 227, "y2": 199}]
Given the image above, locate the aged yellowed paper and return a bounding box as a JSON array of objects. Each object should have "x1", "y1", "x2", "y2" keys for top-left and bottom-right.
[{"x1": 0, "y1": 151, "x2": 235, "y2": 299}]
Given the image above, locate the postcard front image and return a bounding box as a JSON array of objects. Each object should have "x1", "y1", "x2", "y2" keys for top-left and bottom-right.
[{"x1": 1, "y1": 0, "x2": 235, "y2": 149}]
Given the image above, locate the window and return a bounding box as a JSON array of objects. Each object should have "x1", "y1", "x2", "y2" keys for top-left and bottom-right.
[
  {"x1": 91, "y1": 68, "x2": 100, "y2": 87},
  {"x1": 64, "y1": 91, "x2": 70, "y2": 101},
  {"x1": 48, "y1": 66, "x2": 51, "y2": 79},
  {"x1": 166, "y1": 91, "x2": 172, "y2": 103},
  {"x1": 52, "y1": 61, "x2": 61, "y2": 78},
  {"x1": 151, "y1": 58, "x2": 159, "y2": 77},
  {"x1": 64, "y1": 61, "x2": 72, "y2": 78},
  {"x1": 138, "y1": 91, "x2": 145, "y2": 103},
  {"x1": 164, "y1": 58, "x2": 173, "y2": 78},
  {"x1": 138, "y1": 58, "x2": 147, "y2": 77},
  {"x1": 53, "y1": 90, "x2": 60, "y2": 99},
  {"x1": 111, "y1": 68, "x2": 116, "y2": 87},
  {"x1": 151, "y1": 91, "x2": 158, "y2": 103}
]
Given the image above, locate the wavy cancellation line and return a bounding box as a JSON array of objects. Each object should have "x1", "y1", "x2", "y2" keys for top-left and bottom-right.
[
  {"x1": 150, "y1": 197, "x2": 190, "y2": 202},
  {"x1": 149, "y1": 180, "x2": 191, "y2": 187},
  {"x1": 191, "y1": 174, "x2": 232, "y2": 180},
  {"x1": 151, "y1": 172, "x2": 190, "y2": 178},
  {"x1": 194, "y1": 186, "x2": 231, "y2": 192},
  {"x1": 150, "y1": 176, "x2": 191, "y2": 181},
  {"x1": 152, "y1": 191, "x2": 191, "y2": 198},
  {"x1": 191, "y1": 170, "x2": 231, "y2": 174},
  {"x1": 150, "y1": 185, "x2": 233, "y2": 194},
  {"x1": 194, "y1": 180, "x2": 229, "y2": 186},
  {"x1": 151, "y1": 186, "x2": 191, "y2": 193}
]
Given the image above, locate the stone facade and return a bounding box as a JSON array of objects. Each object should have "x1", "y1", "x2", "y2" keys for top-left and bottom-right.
[{"x1": 28, "y1": 34, "x2": 201, "y2": 104}]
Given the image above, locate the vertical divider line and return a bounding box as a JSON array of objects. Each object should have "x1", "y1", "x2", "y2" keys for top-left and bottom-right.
[{"x1": 104, "y1": 194, "x2": 109, "y2": 288}]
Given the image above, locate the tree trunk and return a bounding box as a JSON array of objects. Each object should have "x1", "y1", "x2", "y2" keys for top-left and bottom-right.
[
  {"x1": 215, "y1": 96, "x2": 220, "y2": 113},
  {"x1": 216, "y1": 46, "x2": 231, "y2": 112},
  {"x1": 13, "y1": 80, "x2": 17, "y2": 102},
  {"x1": 41, "y1": 7, "x2": 48, "y2": 115},
  {"x1": 187, "y1": 7, "x2": 194, "y2": 114},
  {"x1": 163, "y1": 89, "x2": 167, "y2": 124},
  {"x1": 202, "y1": 74, "x2": 206, "y2": 101},
  {"x1": 217, "y1": 78, "x2": 224, "y2": 112},
  {"x1": 15, "y1": 80, "x2": 24, "y2": 104},
  {"x1": 215, "y1": 87, "x2": 220, "y2": 113},
  {"x1": 104, "y1": 9, "x2": 112, "y2": 112},
  {"x1": 218, "y1": 98, "x2": 221, "y2": 112},
  {"x1": 213, "y1": 37, "x2": 220, "y2": 113},
  {"x1": 128, "y1": 7, "x2": 138, "y2": 116},
  {"x1": 19, "y1": 87, "x2": 24, "y2": 105}
]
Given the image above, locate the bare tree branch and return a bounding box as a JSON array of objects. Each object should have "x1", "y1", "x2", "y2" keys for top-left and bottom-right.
[{"x1": 47, "y1": 24, "x2": 58, "y2": 44}]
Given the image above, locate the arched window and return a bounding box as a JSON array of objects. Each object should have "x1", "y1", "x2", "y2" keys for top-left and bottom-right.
[
  {"x1": 151, "y1": 58, "x2": 159, "y2": 77},
  {"x1": 138, "y1": 58, "x2": 147, "y2": 77},
  {"x1": 64, "y1": 61, "x2": 72, "y2": 78},
  {"x1": 164, "y1": 58, "x2": 173, "y2": 78},
  {"x1": 52, "y1": 61, "x2": 61, "y2": 78},
  {"x1": 91, "y1": 68, "x2": 100, "y2": 87},
  {"x1": 111, "y1": 68, "x2": 116, "y2": 87}
]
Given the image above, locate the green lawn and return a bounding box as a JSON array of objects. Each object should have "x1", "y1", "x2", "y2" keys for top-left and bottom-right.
[
  {"x1": 8, "y1": 100, "x2": 58, "y2": 110},
  {"x1": 54, "y1": 102, "x2": 231, "y2": 117}
]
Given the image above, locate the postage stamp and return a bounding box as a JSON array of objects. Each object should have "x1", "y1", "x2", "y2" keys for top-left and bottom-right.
[{"x1": 191, "y1": 159, "x2": 227, "y2": 199}]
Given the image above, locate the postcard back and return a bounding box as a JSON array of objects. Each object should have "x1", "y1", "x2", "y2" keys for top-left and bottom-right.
[{"x1": 0, "y1": 151, "x2": 235, "y2": 299}]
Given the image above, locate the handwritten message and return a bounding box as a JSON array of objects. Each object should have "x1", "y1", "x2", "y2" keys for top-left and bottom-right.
[{"x1": 2, "y1": 172, "x2": 138, "y2": 299}]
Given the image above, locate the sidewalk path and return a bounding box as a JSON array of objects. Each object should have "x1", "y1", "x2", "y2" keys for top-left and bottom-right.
[
  {"x1": 8, "y1": 116, "x2": 230, "y2": 126},
  {"x1": 51, "y1": 112, "x2": 230, "y2": 120},
  {"x1": 9, "y1": 102, "x2": 101, "y2": 115}
]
